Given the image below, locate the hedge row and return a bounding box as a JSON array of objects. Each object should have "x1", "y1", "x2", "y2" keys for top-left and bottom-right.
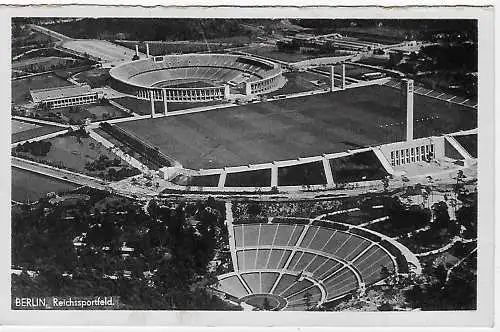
[{"x1": 99, "y1": 122, "x2": 171, "y2": 168}]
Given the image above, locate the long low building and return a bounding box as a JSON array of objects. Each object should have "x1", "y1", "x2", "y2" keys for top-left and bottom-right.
[{"x1": 30, "y1": 84, "x2": 102, "y2": 109}]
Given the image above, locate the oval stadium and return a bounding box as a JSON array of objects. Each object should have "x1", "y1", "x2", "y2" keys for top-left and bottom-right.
[
  {"x1": 109, "y1": 54, "x2": 286, "y2": 102},
  {"x1": 213, "y1": 219, "x2": 420, "y2": 311}
]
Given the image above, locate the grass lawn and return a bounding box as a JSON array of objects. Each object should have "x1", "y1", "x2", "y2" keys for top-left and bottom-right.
[
  {"x1": 14, "y1": 134, "x2": 128, "y2": 176},
  {"x1": 13, "y1": 47, "x2": 77, "y2": 61},
  {"x1": 73, "y1": 68, "x2": 111, "y2": 88},
  {"x1": 54, "y1": 107, "x2": 94, "y2": 124},
  {"x1": 357, "y1": 57, "x2": 390, "y2": 67},
  {"x1": 241, "y1": 45, "x2": 318, "y2": 63},
  {"x1": 454, "y1": 134, "x2": 477, "y2": 158},
  {"x1": 12, "y1": 56, "x2": 77, "y2": 72},
  {"x1": 12, "y1": 167, "x2": 78, "y2": 202},
  {"x1": 12, "y1": 73, "x2": 73, "y2": 105},
  {"x1": 86, "y1": 104, "x2": 129, "y2": 120},
  {"x1": 117, "y1": 85, "x2": 476, "y2": 170},
  {"x1": 278, "y1": 161, "x2": 326, "y2": 186},
  {"x1": 12, "y1": 30, "x2": 57, "y2": 57},
  {"x1": 225, "y1": 168, "x2": 271, "y2": 187},
  {"x1": 45, "y1": 103, "x2": 129, "y2": 125},
  {"x1": 341, "y1": 64, "x2": 380, "y2": 80},
  {"x1": 267, "y1": 72, "x2": 327, "y2": 96},
  {"x1": 329, "y1": 151, "x2": 389, "y2": 184},
  {"x1": 12, "y1": 124, "x2": 65, "y2": 143},
  {"x1": 171, "y1": 173, "x2": 220, "y2": 187},
  {"x1": 12, "y1": 120, "x2": 39, "y2": 134}
]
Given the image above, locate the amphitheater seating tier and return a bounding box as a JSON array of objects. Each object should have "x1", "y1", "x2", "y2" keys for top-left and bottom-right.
[{"x1": 220, "y1": 222, "x2": 402, "y2": 310}]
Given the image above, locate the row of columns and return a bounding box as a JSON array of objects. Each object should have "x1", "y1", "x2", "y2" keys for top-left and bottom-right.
[
  {"x1": 142, "y1": 86, "x2": 229, "y2": 102},
  {"x1": 330, "y1": 63, "x2": 346, "y2": 91},
  {"x1": 146, "y1": 85, "x2": 231, "y2": 117},
  {"x1": 149, "y1": 90, "x2": 167, "y2": 118},
  {"x1": 245, "y1": 75, "x2": 281, "y2": 96},
  {"x1": 135, "y1": 43, "x2": 150, "y2": 58}
]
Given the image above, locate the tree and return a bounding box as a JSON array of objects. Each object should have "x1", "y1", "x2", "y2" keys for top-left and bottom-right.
[
  {"x1": 247, "y1": 202, "x2": 261, "y2": 216},
  {"x1": 304, "y1": 291, "x2": 312, "y2": 310},
  {"x1": 454, "y1": 170, "x2": 466, "y2": 196},
  {"x1": 382, "y1": 176, "x2": 390, "y2": 192},
  {"x1": 380, "y1": 265, "x2": 391, "y2": 280},
  {"x1": 377, "y1": 302, "x2": 393, "y2": 311},
  {"x1": 401, "y1": 175, "x2": 410, "y2": 189},
  {"x1": 262, "y1": 297, "x2": 271, "y2": 311},
  {"x1": 431, "y1": 201, "x2": 450, "y2": 226}
]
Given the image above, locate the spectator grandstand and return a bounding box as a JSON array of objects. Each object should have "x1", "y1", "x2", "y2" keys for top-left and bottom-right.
[{"x1": 109, "y1": 54, "x2": 285, "y2": 102}]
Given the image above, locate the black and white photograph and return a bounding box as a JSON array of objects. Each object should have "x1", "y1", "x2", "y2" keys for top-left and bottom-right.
[{"x1": 3, "y1": 3, "x2": 495, "y2": 328}]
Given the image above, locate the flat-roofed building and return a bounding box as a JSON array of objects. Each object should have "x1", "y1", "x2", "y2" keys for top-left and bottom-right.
[{"x1": 30, "y1": 84, "x2": 101, "y2": 109}]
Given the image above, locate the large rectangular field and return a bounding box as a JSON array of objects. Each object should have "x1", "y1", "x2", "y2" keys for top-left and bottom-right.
[{"x1": 117, "y1": 84, "x2": 477, "y2": 170}]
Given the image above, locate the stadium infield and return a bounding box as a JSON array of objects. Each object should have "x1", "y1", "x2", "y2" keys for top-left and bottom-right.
[{"x1": 117, "y1": 84, "x2": 477, "y2": 170}]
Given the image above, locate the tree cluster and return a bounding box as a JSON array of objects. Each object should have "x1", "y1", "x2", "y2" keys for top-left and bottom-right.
[
  {"x1": 102, "y1": 167, "x2": 141, "y2": 182},
  {"x1": 383, "y1": 197, "x2": 431, "y2": 233},
  {"x1": 50, "y1": 18, "x2": 252, "y2": 42},
  {"x1": 15, "y1": 140, "x2": 52, "y2": 157},
  {"x1": 99, "y1": 122, "x2": 171, "y2": 168},
  {"x1": 405, "y1": 256, "x2": 476, "y2": 310},
  {"x1": 85, "y1": 155, "x2": 121, "y2": 172},
  {"x1": 11, "y1": 195, "x2": 236, "y2": 310}
]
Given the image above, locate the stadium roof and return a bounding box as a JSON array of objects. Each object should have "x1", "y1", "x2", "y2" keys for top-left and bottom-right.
[{"x1": 30, "y1": 84, "x2": 94, "y2": 103}]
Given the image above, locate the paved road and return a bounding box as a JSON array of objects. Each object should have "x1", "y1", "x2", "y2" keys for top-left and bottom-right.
[
  {"x1": 12, "y1": 128, "x2": 70, "y2": 147},
  {"x1": 12, "y1": 116, "x2": 74, "y2": 129},
  {"x1": 30, "y1": 24, "x2": 72, "y2": 42}
]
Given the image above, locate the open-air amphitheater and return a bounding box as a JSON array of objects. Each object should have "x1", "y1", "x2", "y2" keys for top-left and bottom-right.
[{"x1": 214, "y1": 217, "x2": 420, "y2": 310}]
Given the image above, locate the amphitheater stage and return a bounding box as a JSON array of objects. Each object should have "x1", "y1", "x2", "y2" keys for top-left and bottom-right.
[{"x1": 117, "y1": 84, "x2": 477, "y2": 170}]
